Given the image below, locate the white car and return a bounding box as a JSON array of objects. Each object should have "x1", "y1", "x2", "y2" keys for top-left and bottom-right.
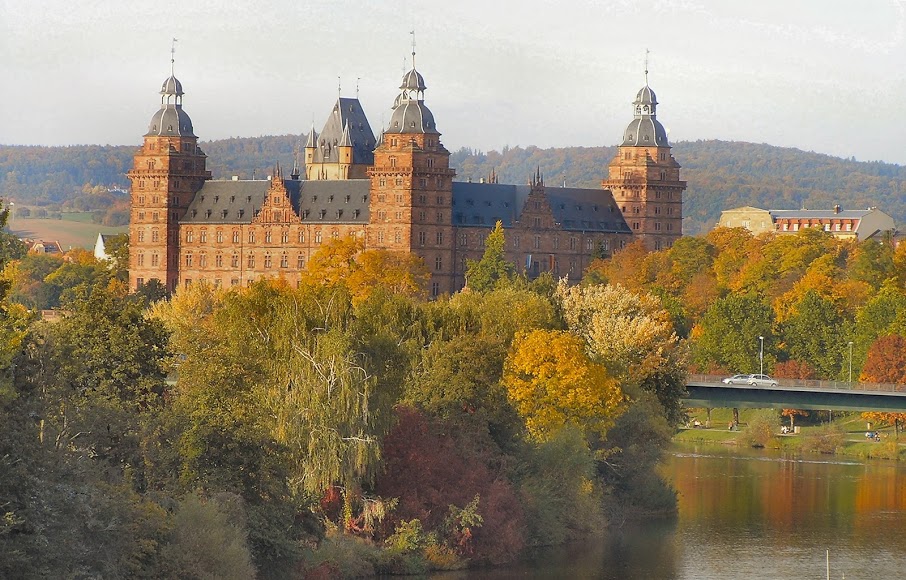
[{"x1": 723, "y1": 374, "x2": 778, "y2": 387}]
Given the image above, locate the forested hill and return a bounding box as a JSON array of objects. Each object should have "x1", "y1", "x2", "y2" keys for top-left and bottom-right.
[{"x1": 3, "y1": 137, "x2": 905, "y2": 235}]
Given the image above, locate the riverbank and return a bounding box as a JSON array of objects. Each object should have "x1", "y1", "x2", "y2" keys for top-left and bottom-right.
[{"x1": 676, "y1": 408, "x2": 906, "y2": 460}]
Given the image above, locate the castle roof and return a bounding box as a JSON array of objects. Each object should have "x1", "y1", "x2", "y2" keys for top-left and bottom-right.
[
  {"x1": 622, "y1": 84, "x2": 668, "y2": 147},
  {"x1": 310, "y1": 98, "x2": 376, "y2": 166},
  {"x1": 146, "y1": 74, "x2": 195, "y2": 137}
]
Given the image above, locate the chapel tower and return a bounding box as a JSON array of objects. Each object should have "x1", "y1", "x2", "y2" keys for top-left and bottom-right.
[
  {"x1": 368, "y1": 49, "x2": 456, "y2": 296},
  {"x1": 602, "y1": 71, "x2": 685, "y2": 250},
  {"x1": 127, "y1": 66, "x2": 210, "y2": 292}
]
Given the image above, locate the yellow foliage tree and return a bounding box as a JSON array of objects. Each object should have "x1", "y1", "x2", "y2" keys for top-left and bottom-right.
[
  {"x1": 300, "y1": 236, "x2": 429, "y2": 304},
  {"x1": 503, "y1": 329, "x2": 624, "y2": 441}
]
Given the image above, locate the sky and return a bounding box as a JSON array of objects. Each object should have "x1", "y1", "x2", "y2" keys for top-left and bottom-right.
[{"x1": 2, "y1": 0, "x2": 905, "y2": 164}]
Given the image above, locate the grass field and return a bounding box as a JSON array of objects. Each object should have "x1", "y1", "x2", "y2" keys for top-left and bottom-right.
[{"x1": 7, "y1": 212, "x2": 128, "y2": 250}]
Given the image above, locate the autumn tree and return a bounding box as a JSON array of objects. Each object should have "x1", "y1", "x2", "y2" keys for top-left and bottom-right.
[
  {"x1": 692, "y1": 294, "x2": 775, "y2": 376},
  {"x1": 861, "y1": 411, "x2": 906, "y2": 439},
  {"x1": 860, "y1": 334, "x2": 906, "y2": 386},
  {"x1": 465, "y1": 220, "x2": 514, "y2": 292},
  {"x1": 781, "y1": 409, "x2": 808, "y2": 429},
  {"x1": 557, "y1": 281, "x2": 686, "y2": 424},
  {"x1": 503, "y1": 329, "x2": 623, "y2": 441}
]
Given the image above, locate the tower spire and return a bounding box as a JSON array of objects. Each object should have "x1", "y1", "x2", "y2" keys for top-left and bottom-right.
[
  {"x1": 644, "y1": 48, "x2": 649, "y2": 86},
  {"x1": 410, "y1": 29, "x2": 416, "y2": 68},
  {"x1": 337, "y1": 76, "x2": 341, "y2": 99},
  {"x1": 170, "y1": 38, "x2": 178, "y2": 76}
]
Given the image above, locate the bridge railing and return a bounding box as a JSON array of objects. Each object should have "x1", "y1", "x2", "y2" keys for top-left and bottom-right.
[{"x1": 688, "y1": 374, "x2": 905, "y2": 394}]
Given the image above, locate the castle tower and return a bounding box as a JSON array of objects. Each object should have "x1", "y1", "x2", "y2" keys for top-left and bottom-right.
[
  {"x1": 305, "y1": 98, "x2": 376, "y2": 180},
  {"x1": 127, "y1": 69, "x2": 210, "y2": 292},
  {"x1": 602, "y1": 77, "x2": 685, "y2": 250},
  {"x1": 368, "y1": 50, "x2": 456, "y2": 296}
]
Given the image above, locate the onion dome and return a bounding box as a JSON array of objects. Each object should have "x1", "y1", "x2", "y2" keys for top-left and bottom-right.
[
  {"x1": 621, "y1": 84, "x2": 668, "y2": 147},
  {"x1": 146, "y1": 74, "x2": 195, "y2": 137}
]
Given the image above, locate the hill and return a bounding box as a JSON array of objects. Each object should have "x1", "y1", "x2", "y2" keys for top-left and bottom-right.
[{"x1": 3, "y1": 138, "x2": 905, "y2": 236}]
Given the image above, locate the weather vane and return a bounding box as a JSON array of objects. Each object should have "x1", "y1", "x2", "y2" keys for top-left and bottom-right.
[
  {"x1": 171, "y1": 38, "x2": 178, "y2": 75},
  {"x1": 410, "y1": 29, "x2": 416, "y2": 67},
  {"x1": 644, "y1": 48, "x2": 650, "y2": 85}
]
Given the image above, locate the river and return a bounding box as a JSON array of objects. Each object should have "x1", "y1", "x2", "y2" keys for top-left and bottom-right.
[{"x1": 434, "y1": 444, "x2": 906, "y2": 578}]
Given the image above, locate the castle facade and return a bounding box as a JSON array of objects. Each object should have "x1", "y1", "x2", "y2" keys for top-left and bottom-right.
[{"x1": 128, "y1": 57, "x2": 685, "y2": 295}]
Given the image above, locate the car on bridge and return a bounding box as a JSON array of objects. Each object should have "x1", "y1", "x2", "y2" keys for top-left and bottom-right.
[{"x1": 722, "y1": 374, "x2": 779, "y2": 387}]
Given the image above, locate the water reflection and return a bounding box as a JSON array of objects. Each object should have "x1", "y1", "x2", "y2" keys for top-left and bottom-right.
[{"x1": 440, "y1": 445, "x2": 906, "y2": 578}]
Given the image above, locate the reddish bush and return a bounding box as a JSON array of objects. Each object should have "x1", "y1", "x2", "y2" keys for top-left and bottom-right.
[
  {"x1": 375, "y1": 406, "x2": 525, "y2": 564},
  {"x1": 773, "y1": 360, "x2": 817, "y2": 379}
]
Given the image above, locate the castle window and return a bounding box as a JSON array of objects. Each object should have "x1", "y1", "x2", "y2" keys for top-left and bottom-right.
[
  {"x1": 331, "y1": 230, "x2": 339, "y2": 239},
  {"x1": 137, "y1": 230, "x2": 145, "y2": 242},
  {"x1": 138, "y1": 211, "x2": 146, "y2": 221},
  {"x1": 199, "y1": 254, "x2": 207, "y2": 267},
  {"x1": 249, "y1": 231, "x2": 256, "y2": 243},
  {"x1": 315, "y1": 231, "x2": 322, "y2": 244},
  {"x1": 151, "y1": 254, "x2": 159, "y2": 266},
  {"x1": 586, "y1": 238, "x2": 594, "y2": 250},
  {"x1": 437, "y1": 212, "x2": 443, "y2": 222},
  {"x1": 354, "y1": 209, "x2": 360, "y2": 218},
  {"x1": 569, "y1": 237, "x2": 577, "y2": 250},
  {"x1": 281, "y1": 230, "x2": 289, "y2": 243},
  {"x1": 152, "y1": 230, "x2": 159, "y2": 242},
  {"x1": 435, "y1": 256, "x2": 443, "y2": 271},
  {"x1": 396, "y1": 178, "x2": 403, "y2": 186},
  {"x1": 233, "y1": 230, "x2": 240, "y2": 243},
  {"x1": 533, "y1": 235, "x2": 541, "y2": 249},
  {"x1": 319, "y1": 210, "x2": 326, "y2": 219},
  {"x1": 247, "y1": 254, "x2": 255, "y2": 268},
  {"x1": 419, "y1": 211, "x2": 426, "y2": 222},
  {"x1": 436, "y1": 231, "x2": 444, "y2": 245},
  {"x1": 391, "y1": 138, "x2": 398, "y2": 147},
  {"x1": 390, "y1": 156, "x2": 397, "y2": 168},
  {"x1": 265, "y1": 230, "x2": 272, "y2": 243},
  {"x1": 632, "y1": 222, "x2": 640, "y2": 230},
  {"x1": 185, "y1": 253, "x2": 193, "y2": 267},
  {"x1": 152, "y1": 212, "x2": 159, "y2": 222},
  {"x1": 379, "y1": 194, "x2": 386, "y2": 202},
  {"x1": 298, "y1": 230, "x2": 305, "y2": 243},
  {"x1": 553, "y1": 235, "x2": 560, "y2": 249},
  {"x1": 264, "y1": 254, "x2": 272, "y2": 268},
  {"x1": 377, "y1": 230, "x2": 385, "y2": 243},
  {"x1": 137, "y1": 253, "x2": 145, "y2": 266},
  {"x1": 667, "y1": 207, "x2": 674, "y2": 215},
  {"x1": 655, "y1": 240, "x2": 662, "y2": 250},
  {"x1": 138, "y1": 196, "x2": 145, "y2": 205},
  {"x1": 420, "y1": 178, "x2": 427, "y2": 188},
  {"x1": 427, "y1": 157, "x2": 435, "y2": 168},
  {"x1": 379, "y1": 179, "x2": 386, "y2": 187},
  {"x1": 186, "y1": 230, "x2": 194, "y2": 243},
  {"x1": 297, "y1": 254, "x2": 305, "y2": 268},
  {"x1": 419, "y1": 195, "x2": 426, "y2": 204},
  {"x1": 513, "y1": 235, "x2": 520, "y2": 249},
  {"x1": 666, "y1": 223, "x2": 673, "y2": 231},
  {"x1": 395, "y1": 194, "x2": 403, "y2": 203},
  {"x1": 216, "y1": 230, "x2": 223, "y2": 243},
  {"x1": 395, "y1": 211, "x2": 402, "y2": 220},
  {"x1": 602, "y1": 239, "x2": 609, "y2": 251},
  {"x1": 432, "y1": 282, "x2": 439, "y2": 297},
  {"x1": 659, "y1": 152, "x2": 666, "y2": 161},
  {"x1": 655, "y1": 207, "x2": 661, "y2": 215},
  {"x1": 231, "y1": 254, "x2": 239, "y2": 268},
  {"x1": 660, "y1": 171, "x2": 667, "y2": 180},
  {"x1": 394, "y1": 230, "x2": 402, "y2": 243},
  {"x1": 215, "y1": 254, "x2": 223, "y2": 267},
  {"x1": 200, "y1": 230, "x2": 207, "y2": 243},
  {"x1": 459, "y1": 232, "x2": 467, "y2": 247},
  {"x1": 418, "y1": 231, "x2": 426, "y2": 246},
  {"x1": 533, "y1": 217, "x2": 541, "y2": 227}
]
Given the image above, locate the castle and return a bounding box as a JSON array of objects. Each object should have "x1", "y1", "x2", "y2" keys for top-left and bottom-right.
[{"x1": 127, "y1": 53, "x2": 685, "y2": 295}]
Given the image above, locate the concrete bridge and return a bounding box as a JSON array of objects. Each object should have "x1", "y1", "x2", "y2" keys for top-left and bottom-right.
[{"x1": 684, "y1": 374, "x2": 906, "y2": 412}]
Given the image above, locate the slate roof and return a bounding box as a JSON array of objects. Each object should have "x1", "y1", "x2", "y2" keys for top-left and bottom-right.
[
  {"x1": 311, "y1": 98, "x2": 376, "y2": 166},
  {"x1": 147, "y1": 75, "x2": 195, "y2": 137},
  {"x1": 451, "y1": 182, "x2": 630, "y2": 233},
  {"x1": 181, "y1": 179, "x2": 371, "y2": 225}
]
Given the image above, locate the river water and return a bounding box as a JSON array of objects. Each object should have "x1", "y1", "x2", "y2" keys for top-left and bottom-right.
[{"x1": 436, "y1": 444, "x2": 906, "y2": 579}]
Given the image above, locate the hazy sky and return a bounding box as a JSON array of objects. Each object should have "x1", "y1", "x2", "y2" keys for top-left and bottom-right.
[{"x1": 2, "y1": 0, "x2": 905, "y2": 164}]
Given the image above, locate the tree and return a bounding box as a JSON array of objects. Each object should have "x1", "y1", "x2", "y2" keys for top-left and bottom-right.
[
  {"x1": 693, "y1": 294, "x2": 775, "y2": 376},
  {"x1": 503, "y1": 329, "x2": 623, "y2": 441},
  {"x1": 558, "y1": 281, "x2": 687, "y2": 424},
  {"x1": 861, "y1": 411, "x2": 906, "y2": 439},
  {"x1": 781, "y1": 290, "x2": 848, "y2": 379},
  {"x1": 860, "y1": 334, "x2": 906, "y2": 386},
  {"x1": 102, "y1": 233, "x2": 130, "y2": 282},
  {"x1": 464, "y1": 221, "x2": 514, "y2": 292},
  {"x1": 781, "y1": 409, "x2": 808, "y2": 429}
]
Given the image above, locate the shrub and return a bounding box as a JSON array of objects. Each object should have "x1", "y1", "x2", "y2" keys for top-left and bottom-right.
[
  {"x1": 741, "y1": 409, "x2": 778, "y2": 448},
  {"x1": 800, "y1": 423, "x2": 845, "y2": 454}
]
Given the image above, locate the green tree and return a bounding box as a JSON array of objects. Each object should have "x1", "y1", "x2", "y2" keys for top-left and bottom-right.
[
  {"x1": 693, "y1": 294, "x2": 775, "y2": 374},
  {"x1": 781, "y1": 290, "x2": 849, "y2": 379},
  {"x1": 465, "y1": 221, "x2": 514, "y2": 292}
]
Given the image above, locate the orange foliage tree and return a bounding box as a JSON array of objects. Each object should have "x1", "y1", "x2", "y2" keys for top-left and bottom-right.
[{"x1": 860, "y1": 335, "x2": 906, "y2": 386}]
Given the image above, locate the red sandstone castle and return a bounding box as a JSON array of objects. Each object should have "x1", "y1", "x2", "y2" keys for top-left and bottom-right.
[{"x1": 128, "y1": 56, "x2": 685, "y2": 295}]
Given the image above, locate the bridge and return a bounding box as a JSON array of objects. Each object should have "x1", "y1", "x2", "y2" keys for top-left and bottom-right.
[{"x1": 684, "y1": 375, "x2": 906, "y2": 412}]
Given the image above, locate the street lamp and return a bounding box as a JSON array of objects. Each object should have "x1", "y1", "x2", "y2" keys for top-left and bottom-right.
[
  {"x1": 848, "y1": 341, "x2": 854, "y2": 384},
  {"x1": 759, "y1": 336, "x2": 764, "y2": 376}
]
